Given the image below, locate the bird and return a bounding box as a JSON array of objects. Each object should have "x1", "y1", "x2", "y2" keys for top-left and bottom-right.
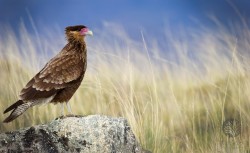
[{"x1": 3, "y1": 25, "x2": 93, "y2": 123}]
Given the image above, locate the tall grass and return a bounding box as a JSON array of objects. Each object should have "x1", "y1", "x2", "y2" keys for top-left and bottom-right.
[{"x1": 1, "y1": 21, "x2": 250, "y2": 152}]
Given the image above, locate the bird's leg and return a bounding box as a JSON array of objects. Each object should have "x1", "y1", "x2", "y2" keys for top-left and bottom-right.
[
  {"x1": 65, "y1": 102, "x2": 84, "y2": 118},
  {"x1": 60, "y1": 103, "x2": 65, "y2": 117},
  {"x1": 66, "y1": 102, "x2": 73, "y2": 114},
  {"x1": 55, "y1": 103, "x2": 66, "y2": 120},
  {"x1": 65, "y1": 102, "x2": 75, "y2": 117}
]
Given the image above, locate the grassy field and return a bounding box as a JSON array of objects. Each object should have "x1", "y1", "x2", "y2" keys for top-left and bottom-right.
[{"x1": 0, "y1": 22, "x2": 250, "y2": 152}]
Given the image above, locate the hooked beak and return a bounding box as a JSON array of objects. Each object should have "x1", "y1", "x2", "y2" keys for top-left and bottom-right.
[
  {"x1": 80, "y1": 28, "x2": 93, "y2": 36},
  {"x1": 86, "y1": 30, "x2": 93, "y2": 36}
]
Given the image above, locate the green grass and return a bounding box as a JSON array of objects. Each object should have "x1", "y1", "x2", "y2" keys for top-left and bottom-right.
[{"x1": 1, "y1": 22, "x2": 250, "y2": 152}]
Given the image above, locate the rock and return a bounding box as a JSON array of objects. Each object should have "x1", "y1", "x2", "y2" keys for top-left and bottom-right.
[{"x1": 0, "y1": 115, "x2": 148, "y2": 153}]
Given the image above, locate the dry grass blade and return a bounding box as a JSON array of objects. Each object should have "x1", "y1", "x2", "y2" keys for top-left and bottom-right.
[{"x1": 1, "y1": 22, "x2": 250, "y2": 152}]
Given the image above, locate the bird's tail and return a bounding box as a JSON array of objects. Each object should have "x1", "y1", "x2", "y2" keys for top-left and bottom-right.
[{"x1": 3, "y1": 100, "x2": 31, "y2": 123}]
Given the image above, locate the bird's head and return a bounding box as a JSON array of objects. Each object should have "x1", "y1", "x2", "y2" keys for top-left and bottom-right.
[{"x1": 65, "y1": 25, "x2": 93, "y2": 43}]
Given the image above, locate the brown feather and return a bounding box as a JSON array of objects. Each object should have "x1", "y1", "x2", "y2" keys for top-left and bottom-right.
[
  {"x1": 3, "y1": 102, "x2": 32, "y2": 123},
  {"x1": 3, "y1": 25, "x2": 89, "y2": 122},
  {"x1": 3, "y1": 100, "x2": 24, "y2": 114},
  {"x1": 20, "y1": 87, "x2": 59, "y2": 101},
  {"x1": 19, "y1": 43, "x2": 86, "y2": 101}
]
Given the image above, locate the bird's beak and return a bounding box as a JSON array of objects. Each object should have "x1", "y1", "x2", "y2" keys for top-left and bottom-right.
[
  {"x1": 86, "y1": 30, "x2": 93, "y2": 36},
  {"x1": 80, "y1": 28, "x2": 93, "y2": 36}
]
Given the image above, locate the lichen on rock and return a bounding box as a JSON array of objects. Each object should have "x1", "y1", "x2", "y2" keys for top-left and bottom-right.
[{"x1": 0, "y1": 115, "x2": 149, "y2": 153}]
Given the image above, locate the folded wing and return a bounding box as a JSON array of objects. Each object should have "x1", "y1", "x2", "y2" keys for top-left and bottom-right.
[{"x1": 20, "y1": 53, "x2": 84, "y2": 102}]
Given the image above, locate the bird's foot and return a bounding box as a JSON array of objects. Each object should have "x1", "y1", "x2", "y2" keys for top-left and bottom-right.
[{"x1": 55, "y1": 114, "x2": 85, "y2": 120}]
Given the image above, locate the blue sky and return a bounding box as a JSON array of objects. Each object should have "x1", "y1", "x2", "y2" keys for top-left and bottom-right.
[{"x1": 0, "y1": 0, "x2": 249, "y2": 39}]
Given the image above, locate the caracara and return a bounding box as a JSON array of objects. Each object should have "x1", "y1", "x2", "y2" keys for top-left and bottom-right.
[{"x1": 3, "y1": 25, "x2": 93, "y2": 123}]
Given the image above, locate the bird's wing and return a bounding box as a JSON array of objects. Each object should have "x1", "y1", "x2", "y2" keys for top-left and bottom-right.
[{"x1": 20, "y1": 53, "x2": 84, "y2": 101}]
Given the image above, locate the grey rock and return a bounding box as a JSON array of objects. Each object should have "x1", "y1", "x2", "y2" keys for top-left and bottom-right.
[{"x1": 0, "y1": 115, "x2": 148, "y2": 153}]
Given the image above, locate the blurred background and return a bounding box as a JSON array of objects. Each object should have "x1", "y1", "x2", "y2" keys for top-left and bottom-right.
[
  {"x1": 1, "y1": 1, "x2": 250, "y2": 152},
  {"x1": 0, "y1": 0, "x2": 249, "y2": 42}
]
